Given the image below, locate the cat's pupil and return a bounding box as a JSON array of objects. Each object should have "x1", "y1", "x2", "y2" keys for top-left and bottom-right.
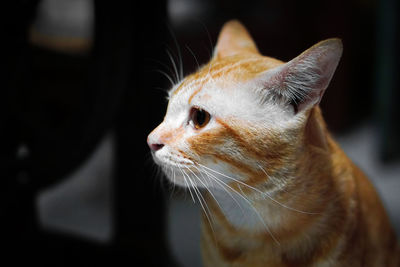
[
  {"x1": 196, "y1": 110, "x2": 206, "y2": 124},
  {"x1": 191, "y1": 107, "x2": 210, "y2": 129}
]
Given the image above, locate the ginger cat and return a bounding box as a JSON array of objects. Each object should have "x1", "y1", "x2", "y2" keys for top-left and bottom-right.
[{"x1": 148, "y1": 20, "x2": 399, "y2": 266}]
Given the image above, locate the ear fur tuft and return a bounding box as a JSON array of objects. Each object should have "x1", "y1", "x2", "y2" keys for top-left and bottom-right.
[{"x1": 258, "y1": 39, "x2": 343, "y2": 113}]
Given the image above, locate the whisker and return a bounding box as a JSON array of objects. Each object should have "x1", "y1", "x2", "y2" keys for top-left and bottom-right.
[
  {"x1": 150, "y1": 163, "x2": 163, "y2": 195},
  {"x1": 166, "y1": 167, "x2": 176, "y2": 199},
  {"x1": 179, "y1": 167, "x2": 196, "y2": 204},
  {"x1": 257, "y1": 165, "x2": 320, "y2": 215},
  {"x1": 199, "y1": 166, "x2": 246, "y2": 216},
  {"x1": 167, "y1": 25, "x2": 184, "y2": 81},
  {"x1": 196, "y1": 165, "x2": 211, "y2": 187},
  {"x1": 166, "y1": 48, "x2": 180, "y2": 84},
  {"x1": 159, "y1": 166, "x2": 167, "y2": 194},
  {"x1": 198, "y1": 164, "x2": 280, "y2": 245},
  {"x1": 187, "y1": 173, "x2": 213, "y2": 223},
  {"x1": 192, "y1": 165, "x2": 225, "y2": 215},
  {"x1": 185, "y1": 45, "x2": 201, "y2": 70},
  {"x1": 154, "y1": 69, "x2": 175, "y2": 87},
  {"x1": 185, "y1": 171, "x2": 218, "y2": 244},
  {"x1": 185, "y1": 167, "x2": 216, "y2": 220},
  {"x1": 146, "y1": 57, "x2": 176, "y2": 86},
  {"x1": 196, "y1": 19, "x2": 214, "y2": 59},
  {"x1": 171, "y1": 168, "x2": 177, "y2": 197},
  {"x1": 257, "y1": 164, "x2": 290, "y2": 192},
  {"x1": 200, "y1": 164, "x2": 318, "y2": 215}
]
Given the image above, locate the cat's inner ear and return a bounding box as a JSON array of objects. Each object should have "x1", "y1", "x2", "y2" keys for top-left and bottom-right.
[
  {"x1": 257, "y1": 39, "x2": 343, "y2": 113},
  {"x1": 214, "y1": 20, "x2": 259, "y2": 59}
]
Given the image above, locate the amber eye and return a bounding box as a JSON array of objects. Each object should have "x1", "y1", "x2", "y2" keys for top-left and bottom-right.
[{"x1": 190, "y1": 107, "x2": 211, "y2": 129}]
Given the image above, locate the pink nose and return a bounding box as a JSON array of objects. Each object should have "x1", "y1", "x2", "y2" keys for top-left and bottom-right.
[
  {"x1": 149, "y1": 143, "x2": 164, "y2": 152},
  {"x1": 147, "y1": 137, "x2": 164, "y2": 152}
]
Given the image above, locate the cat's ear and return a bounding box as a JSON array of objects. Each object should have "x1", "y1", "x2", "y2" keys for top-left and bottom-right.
[
  {"x1": 214, "y1": 20, "x2": 259, "y2": 59},
  {"x1": 257, "y1": 39, "x2": 343, "y2": 113}
]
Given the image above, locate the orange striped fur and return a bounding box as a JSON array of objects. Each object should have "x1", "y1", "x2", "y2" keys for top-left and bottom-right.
[{"x1": 148, "y1": 20, "x2": 399, "y2": 266}]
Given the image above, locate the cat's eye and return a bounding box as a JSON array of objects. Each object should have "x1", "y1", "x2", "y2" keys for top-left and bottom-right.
[{"x1": 190, "y1": 107, "x2": 210, "y2": 129}]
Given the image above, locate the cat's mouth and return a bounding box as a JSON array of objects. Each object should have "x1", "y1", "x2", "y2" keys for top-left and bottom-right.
[
  {"x1": 151, "y1": 150, "x2": 193, "y2": 168},
  {"x1": 151, "y1": 151, "x2": 196, "y2": 184},
  {"x1": 160, "y1": 164, "x2": 207, "y2": 188},
  {"x1": 152, "y1": 152, "x2": 212, "y2": 188}
]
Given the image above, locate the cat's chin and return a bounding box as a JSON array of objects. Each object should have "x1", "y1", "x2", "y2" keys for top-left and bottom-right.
[{"x1": 163, "y1": 171, "x2": 189, "y2": 188}]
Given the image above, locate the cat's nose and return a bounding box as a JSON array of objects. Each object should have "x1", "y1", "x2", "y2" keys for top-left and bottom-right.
[
  {"x1": 147, "y1": 135, "x2": 164, "y2": 152},
  {"x1": 149, "y1": 142, "x2": 164, "y2": 152}
]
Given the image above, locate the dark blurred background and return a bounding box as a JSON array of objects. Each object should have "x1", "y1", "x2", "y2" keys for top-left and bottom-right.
[{"x1": 1, "y1": 0, "x2": 399, "y2": 266}]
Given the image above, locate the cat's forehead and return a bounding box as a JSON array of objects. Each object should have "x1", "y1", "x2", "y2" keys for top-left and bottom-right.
[{"x1": 169, "y1": 54, "x2": 283, "y2": 99}]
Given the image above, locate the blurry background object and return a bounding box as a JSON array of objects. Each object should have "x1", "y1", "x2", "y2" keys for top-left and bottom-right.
[
  {"x1": 29, "y1": 0, "x2": 94, "y2": 54},
  {"x1": 2, "y1": 0, "x2": 174, "y2": 265},
  {"x1": 375, "y1": 0, "x2": 400, "y2": 162}
]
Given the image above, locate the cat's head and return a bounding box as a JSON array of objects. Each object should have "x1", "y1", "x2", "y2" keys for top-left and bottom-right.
[{"x1": 147, "y1": 20, "x2": 342, "y2": 191}]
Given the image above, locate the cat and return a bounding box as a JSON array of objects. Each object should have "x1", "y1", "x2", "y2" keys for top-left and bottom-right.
[{"x1": 147, "y1": 20, "x2": 399, "y2": 266}]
